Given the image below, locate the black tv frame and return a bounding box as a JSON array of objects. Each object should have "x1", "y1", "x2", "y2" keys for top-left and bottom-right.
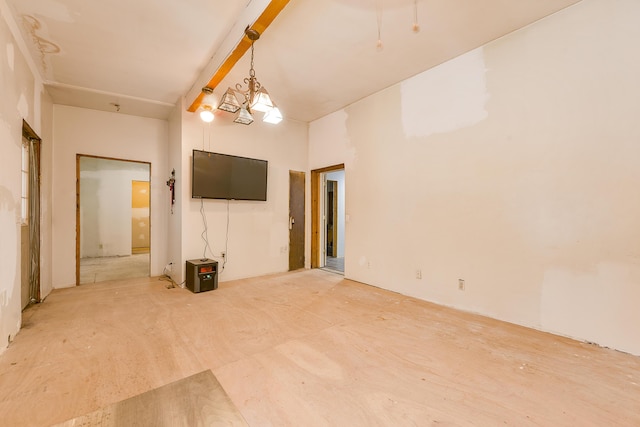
[{"x1": 191, "y1": 149, "x2": 268, "y2": 201}]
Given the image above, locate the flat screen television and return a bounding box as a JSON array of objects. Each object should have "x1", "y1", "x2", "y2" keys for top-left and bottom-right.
[{"x1": 192, "y1": 150, "x2": 268, "y2": 201}]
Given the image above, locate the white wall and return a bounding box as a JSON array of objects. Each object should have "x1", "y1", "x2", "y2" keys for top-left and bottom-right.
[
  {"x1": 40, "y1": 89, "x2": 54, "y2": 301},
  {"x1": 309, "y1": 0, "x2": 640, "y2": 356},
  {"x1": 0, "y1": 4, "x2": 52, "y2": 354},
  {"x1": 52, "y1": 105, "x2": 169, "y2": 288},
  {"x1": 166, "y1": 102, "x2": 184, "y2": 282},
  {"x1": 172, "y1": 111, "x2": 308, "y2": 284}
]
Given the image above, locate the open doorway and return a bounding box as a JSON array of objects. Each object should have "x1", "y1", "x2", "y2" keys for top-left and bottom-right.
[
  {"x1": 324, "y1": 170, "x2": 345, "y2": 273},
  {"x1": 311, "y1": 164, "x2": 345, "y2": 274},
  {"x1": 76, "y1": 155, "x2": 151, "y2": 285}
]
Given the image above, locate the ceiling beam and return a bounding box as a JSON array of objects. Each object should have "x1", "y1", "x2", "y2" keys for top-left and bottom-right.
[{"x1": 187, "y1": 0, "x2": 290, "y2": 113}]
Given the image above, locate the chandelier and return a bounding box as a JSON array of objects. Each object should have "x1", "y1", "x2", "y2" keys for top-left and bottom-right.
[{"x1": 215, "y1": 27, "x2": 283, "y2": 125}]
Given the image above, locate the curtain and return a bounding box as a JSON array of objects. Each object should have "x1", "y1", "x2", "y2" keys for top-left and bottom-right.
[{"x1": 28, "y1": 138, "x2": 41, "y2": 303}]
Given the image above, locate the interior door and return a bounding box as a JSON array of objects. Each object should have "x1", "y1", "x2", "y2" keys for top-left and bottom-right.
[{"x1": 289, "y1": 170, "x2": 305, "y2": 270}]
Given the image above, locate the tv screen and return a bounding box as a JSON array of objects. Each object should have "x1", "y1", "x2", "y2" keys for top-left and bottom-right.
[{"x1": 192, "y1": 150, "x2": 268, "y2": 201}]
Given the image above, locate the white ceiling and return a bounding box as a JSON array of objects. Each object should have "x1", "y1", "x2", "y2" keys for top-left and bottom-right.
[{"x1": 3, "y1": 0, "x2": 581, "y2": 122}]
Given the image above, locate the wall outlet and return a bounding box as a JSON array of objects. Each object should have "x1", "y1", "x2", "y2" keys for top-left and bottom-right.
[
  {"x1": 458, "y1": 279, "x2": 465, "y2": 291},
  {"x1": 367, "y1": 261, "x2": 371, "y2": 269},
  {"x1": 416, "y1": 269, "x2": 422, "y2": 279},
  {"x1": 221, "y1": 251, "x2": 226, "y2": 259}
]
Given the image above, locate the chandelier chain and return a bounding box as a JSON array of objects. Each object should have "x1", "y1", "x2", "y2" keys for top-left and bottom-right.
[{"x1": 249, "y1": 42, "x2": 256, "y2": 78}]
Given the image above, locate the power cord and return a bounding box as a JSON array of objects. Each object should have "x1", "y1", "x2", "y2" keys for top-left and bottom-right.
[
  {"x1": 160, "y1": 263, "x2": 181, "y2": 289},
  {"x1": 199, "y1": 199, "x2": 230, "y2": 273},
  {"x1": 200, "y1": 199, "x2": 212, "y2": 259},
  {"x1": 220, "y1": 200, "x2": 230, "y2": 273}
]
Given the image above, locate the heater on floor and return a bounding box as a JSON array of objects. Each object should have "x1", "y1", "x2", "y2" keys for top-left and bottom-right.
[{"x1": 185, "y1": 259, "x2": 218, "y2": 293}]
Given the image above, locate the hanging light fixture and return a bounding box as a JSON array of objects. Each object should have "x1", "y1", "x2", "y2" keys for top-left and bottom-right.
[
  {"x1": 199, "y1": 106, "x2": 215, "y2": 123},
  {"x1": 412, "y1": 0, "x2": 421, "y2": 33},
  {"x1": 217, "y1": 26, "x2": 282, "y2": 125},
  {"x1": 263, "y1": 103, "x2": 283, "y2": 124},
  {"x1": 199, "y1": 87, "x2": 216, "y2": 123},
  {"x1": 218, "y1": 88, "x2": 241, "y2": 113}
]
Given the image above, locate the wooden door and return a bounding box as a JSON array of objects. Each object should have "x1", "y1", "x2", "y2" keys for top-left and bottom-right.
[{"x1": 289, "y1": 171, "x2": 305, "y2": 270}]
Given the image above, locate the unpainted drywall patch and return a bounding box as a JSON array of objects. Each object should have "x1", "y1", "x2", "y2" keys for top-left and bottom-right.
[
  {"x1": 540, "y1": 263, "x2": 640, "y2": 356},
  {"x1": 401, "y1": 48, "x2": 489, "y2": 138},
  {"x1": 0, "y1": 198, "x2": 18, "y2": 309},
  {"x1": 0, "y1": 186, "x2": 17, "y2": 215},
  {"x1": 309, "y1": 109, "x2": 358, "y2": 169},
  {"x1": 0, "y1": 118, "x2": 17, "y2": 150},
  {"x1": 6, "y1": 42, "x2": 14, "y2": 71},
  {"x1": 17, "y1": 93, "x2": 29, "y2": 118}
]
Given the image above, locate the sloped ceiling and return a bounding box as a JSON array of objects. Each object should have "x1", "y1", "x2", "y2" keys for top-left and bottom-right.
[{"x1": 3, "y1": 0, "x2": 581, "y2": 122}]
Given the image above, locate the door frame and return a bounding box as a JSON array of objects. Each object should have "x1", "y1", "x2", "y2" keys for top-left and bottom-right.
[{"x1": 310, "y1": 164, "x2": 344, "y2": 268}]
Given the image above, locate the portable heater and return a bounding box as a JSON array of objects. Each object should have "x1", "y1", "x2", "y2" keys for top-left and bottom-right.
[{"x1": 185, "y1": 259, "x2": 218, "y2": 293}]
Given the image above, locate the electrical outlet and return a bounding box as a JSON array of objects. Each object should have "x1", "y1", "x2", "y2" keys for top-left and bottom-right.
[
  {"x1": 367, "y1": 261, "x2": 372, "y2": 269},
  {"x1": 416, "y1": 269, "x2": 422, "y2": 279},
  {"x1": 458, "y1": 279, "x2": 465, "y2": 291},
  {"x1": 221, "y1": 251, "x2": 226, "y2": 259}
]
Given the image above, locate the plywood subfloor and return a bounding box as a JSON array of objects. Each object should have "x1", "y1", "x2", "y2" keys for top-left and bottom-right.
[
  {"x1": 52, "y1": 370, "x2": 247, "y2": 427},
  {"x1": 0, "y1": 270, "x2": 639, "y2": 426}
]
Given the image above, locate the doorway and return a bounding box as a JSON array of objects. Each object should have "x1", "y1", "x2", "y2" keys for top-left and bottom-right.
[
  {"x1": 76, "y1": 155, "x2": 151, "y2": 285},
  {"x1": 20, "y1": 121, "x2": 41, "y2": 309},
  {"x1": 324, "y1": 171, "x2": 344, "y2": 273},
  {"x1": 311, "y1": 164, "x2": 345, "y2": 273}
]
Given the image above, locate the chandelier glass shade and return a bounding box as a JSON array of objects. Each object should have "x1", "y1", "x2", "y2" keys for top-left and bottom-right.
[
  {"x1": 234, "y1": 106, "x2": 254, "y2": 125},
  {"x1": 263, "y1": 104, "x2": 283, "y2": 124},
  {"x1": 199, "y1": 105, "x2": 215, "y2": 123},
  {"x1": 215, "y1": 27, "x2": 283, "y2": 125},
  {"x1": 218, "y1": 88, "x2": 241, "y2": 113}
]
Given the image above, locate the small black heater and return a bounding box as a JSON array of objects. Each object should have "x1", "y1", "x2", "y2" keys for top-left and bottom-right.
[{"x1": 185, "y1": 259, "x2": 218, "y2": 293}]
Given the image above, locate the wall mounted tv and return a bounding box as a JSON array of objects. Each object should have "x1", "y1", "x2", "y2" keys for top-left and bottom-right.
[{"x1": 192, "y1": 150, "x2": 268, "y2": 201}]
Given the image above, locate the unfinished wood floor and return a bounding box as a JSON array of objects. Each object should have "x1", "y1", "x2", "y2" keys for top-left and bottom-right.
[{"x1": 1, "y1": 269, "x2": 639, "y2": 426}]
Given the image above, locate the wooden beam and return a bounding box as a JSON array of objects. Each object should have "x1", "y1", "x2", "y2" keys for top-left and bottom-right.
[{"x1": 187, "y1": 0, "x2": 291, "y2": 113}]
